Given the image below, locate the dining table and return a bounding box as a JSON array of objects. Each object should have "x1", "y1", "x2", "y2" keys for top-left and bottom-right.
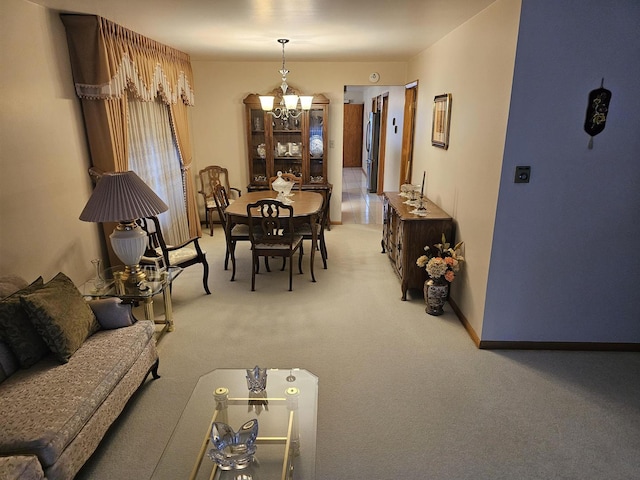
[{"x1": 225, "y1": 190, "x2": 324, "y2": 283}]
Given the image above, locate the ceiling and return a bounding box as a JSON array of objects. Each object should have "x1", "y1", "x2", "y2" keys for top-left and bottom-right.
[{"x1": 30, "y1": 0, "x2": 496, "y2": 62}]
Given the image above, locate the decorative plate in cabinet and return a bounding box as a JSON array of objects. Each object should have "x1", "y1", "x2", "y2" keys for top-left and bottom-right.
[{"x1": 310, "y1": 135, "x2": 323, "y2": 157}]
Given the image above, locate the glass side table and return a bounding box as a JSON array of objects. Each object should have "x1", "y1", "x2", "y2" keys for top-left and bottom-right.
[{"x1": 83, "y1": 265, "x2": 182, "y2": 339}]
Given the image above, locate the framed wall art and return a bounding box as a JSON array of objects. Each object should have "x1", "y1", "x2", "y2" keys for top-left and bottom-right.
[{"x1": 431, "y1": 93, "x2": 452, "y2": 149}]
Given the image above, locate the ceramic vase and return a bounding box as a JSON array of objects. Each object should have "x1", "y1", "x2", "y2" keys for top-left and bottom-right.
[{"x1": 424, "y1": 276, "x2": 449, "y2": 316}]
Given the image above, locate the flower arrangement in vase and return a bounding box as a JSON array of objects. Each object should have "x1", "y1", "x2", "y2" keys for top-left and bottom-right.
[{"x1": 416, "y1": 234, "x2": 464, "y2": 315}]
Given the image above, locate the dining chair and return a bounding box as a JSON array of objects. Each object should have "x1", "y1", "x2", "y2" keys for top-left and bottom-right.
[
  {"x1": 296, "y1": 194, "x2": 328, "y2": 269},
  {"x1": 212, "y1": 184, "x2": 252, "y2": 281},
  {"x1": 246, "y1": 199, "x2": 303, "y2": 291},
  {"x1": 139, "y1": 216, "x2": 211, "y2": 294},
  {"x1": 198, "y1": 165, "x2": 242, "y2": 236}
]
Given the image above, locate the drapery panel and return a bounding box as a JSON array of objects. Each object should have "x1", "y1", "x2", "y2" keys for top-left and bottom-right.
[
  {"x1": 168, "y1": 100, "x2": 200, "y2": 240},
  {"x1": 79, "y1": 97, "x2": 129, "y2": 172},
  {"x1": 61, "y1": 14, "x2": 201, "y2": 241}
]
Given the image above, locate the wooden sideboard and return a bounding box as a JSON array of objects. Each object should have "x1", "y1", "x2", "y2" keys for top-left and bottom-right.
[{"x1": 382, "y1": 192, "x2": 454, "y2": 300}]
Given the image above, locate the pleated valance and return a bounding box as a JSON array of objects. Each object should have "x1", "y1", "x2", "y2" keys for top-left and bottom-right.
[{"x1": 60, "y1": 14, "x2": 195, "y2": 105}]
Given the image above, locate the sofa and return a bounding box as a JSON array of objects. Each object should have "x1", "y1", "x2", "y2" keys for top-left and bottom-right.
[{"x1": 0, "y1": 273, "x2": 160, "y2": 480}]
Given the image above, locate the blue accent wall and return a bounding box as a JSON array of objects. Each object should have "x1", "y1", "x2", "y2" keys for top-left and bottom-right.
[{"x1": 483, "y1": 0, "x2": 640, "y2": 342}]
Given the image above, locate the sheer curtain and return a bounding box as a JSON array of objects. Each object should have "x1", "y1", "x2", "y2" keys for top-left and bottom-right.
[{"x1": 127, "y1": 97, "x2": 189, "y2": 245}]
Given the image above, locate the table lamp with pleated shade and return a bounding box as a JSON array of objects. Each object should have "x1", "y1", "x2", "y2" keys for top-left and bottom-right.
[{"x1": 79, "y1": 171, "x2": 168, "y2": 284}]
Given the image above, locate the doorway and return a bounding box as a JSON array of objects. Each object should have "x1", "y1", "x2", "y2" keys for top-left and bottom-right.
[
  {"x1": 341, "y1": 167, "x2": 384, "y2": 225},
  {"x1": 341, "y1": 85, "x2": 411, "y2": 224}
]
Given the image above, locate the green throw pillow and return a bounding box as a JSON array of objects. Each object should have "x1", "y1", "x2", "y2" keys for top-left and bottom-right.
[
  {"x1": 0, "y1": 275, "x2": 28, "y2": 299},
  {"x1": 0, "y1": 277, "x2": 49, "y2": 368},
  {"x1": 20, "y1": 272, "x2": 99, "y2": 364}
]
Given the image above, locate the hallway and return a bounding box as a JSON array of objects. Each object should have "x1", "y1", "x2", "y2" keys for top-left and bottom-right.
[{"x1": 341, "y1": 167, "x2": 384, "y2": 225}]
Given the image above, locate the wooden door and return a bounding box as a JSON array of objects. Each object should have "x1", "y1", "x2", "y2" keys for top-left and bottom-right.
[
  {"x1": 399, "y1": 81, "x2": 418, "y2": 186},
  {"x1": 342, "y1": 103, "x2": 364, "y2": 167}
]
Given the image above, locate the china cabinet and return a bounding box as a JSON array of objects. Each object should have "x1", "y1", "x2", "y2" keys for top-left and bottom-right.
[{"x1": 243, "y1": 90, "x2": 329, "y2": 191}]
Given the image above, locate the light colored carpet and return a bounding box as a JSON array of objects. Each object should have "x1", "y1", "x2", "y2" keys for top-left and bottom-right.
[{"x1": 77, "y1": 224, "x2": 640, "y2": 479}]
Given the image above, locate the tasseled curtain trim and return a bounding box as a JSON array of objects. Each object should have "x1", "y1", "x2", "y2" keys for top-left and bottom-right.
[{"x1": 74, "y1": 55, "x2": 194, "y2": 105}]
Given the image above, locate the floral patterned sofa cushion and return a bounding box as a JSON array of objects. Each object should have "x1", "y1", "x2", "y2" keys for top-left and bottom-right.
[
  {"x1": 0, "y1": 455, "x2": 45, "y2": 480},
  {"x1": 0, "y1": 320, "x2": 155, "y2": 468}
]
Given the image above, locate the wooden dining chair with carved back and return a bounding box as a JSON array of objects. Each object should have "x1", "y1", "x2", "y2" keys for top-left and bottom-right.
[
  {"x1": 212, "y1": 183, "x2": 253, "y2": 281},
  {"x1": 246, "y1": 199, "x2": 304, "y2": 291},
  {"x1": 138, "y1": 216, "x2": 211, "y2": 294},
  {"x1": 296, "y1": 194, "x2": 328, "y2": 269},
  {"x1": 269, "y1": 173, "x2": 327, "y2": 269},
  {"x1": 198, "y1": 165, "x2": 242, "y2": 236},
  {"x1": 266, "y1": 172, "x2": 303, "y2": 270}
]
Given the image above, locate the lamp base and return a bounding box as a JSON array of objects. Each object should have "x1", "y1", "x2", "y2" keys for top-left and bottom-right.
[
  {"x1": 110, "y1": 222, "x2": 148, "y2": 285},
  {"x1": 119, "y1": 264, "x2": 146, "y2": 285}
]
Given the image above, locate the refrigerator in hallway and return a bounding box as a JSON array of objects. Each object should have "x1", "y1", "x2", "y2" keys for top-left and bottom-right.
[{"x1": 366, "y1": 111, "x2": 380, "y2": 193}]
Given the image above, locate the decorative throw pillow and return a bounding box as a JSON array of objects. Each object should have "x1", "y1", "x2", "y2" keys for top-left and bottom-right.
[
  {"x1": 0, "y1": 340, "x2": 19, "y2": 382},
  {"x1": 0, "y1": 277, "x2": 49, "y2": 368},
  {"x1": 0, "y1": 275, "x2": 28, "y2": 299},
  {"x1": 20, "y1": 272, "x2": 99, "y2": 364},
  {"x1": 88, "y1": 298, "x2": 136, "y2": 329}
]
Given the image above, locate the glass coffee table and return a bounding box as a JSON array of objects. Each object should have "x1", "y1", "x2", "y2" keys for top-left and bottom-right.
[{"x1": 152, "y1": 368, "x2": 318, "y2": 480}]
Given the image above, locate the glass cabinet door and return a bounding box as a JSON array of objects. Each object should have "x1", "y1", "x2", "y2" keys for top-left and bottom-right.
[
  {"x1": 248, "y1": 107, "x2": 268, "y2": 186},
  {"x1": 244, "y1": 92, "x2": 329, "y2": 191},
  {"x1": 272, "y1": 114, "x2": 303, "y2": 178},
  {"x1": 308, "y1": 107, "x2": 326, "y2": 184}
]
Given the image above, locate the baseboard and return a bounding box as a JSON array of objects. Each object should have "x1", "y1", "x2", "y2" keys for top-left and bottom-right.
[
  {"x1": 448, "y1": 298, "x2": 480, "y2": 347},
  {"x1": 478, "y1": 341, "x2": 640, "y2": 351},
  {"x1": 448, "y1": 299, "x2": 639, "y2": 352}
]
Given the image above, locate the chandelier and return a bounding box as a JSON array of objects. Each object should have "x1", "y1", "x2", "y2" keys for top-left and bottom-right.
[{"x1": 259, "y1": 39, "x2": 313, "y2": 120}]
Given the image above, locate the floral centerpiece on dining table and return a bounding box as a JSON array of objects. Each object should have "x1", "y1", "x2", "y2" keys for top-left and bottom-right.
[{"x1": 416, "y1": 234, "x2": 464, "y2": 315}]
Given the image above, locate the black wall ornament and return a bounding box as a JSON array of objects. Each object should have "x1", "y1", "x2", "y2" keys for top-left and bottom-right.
[{"x1": 584, "y1": 78, "x2": 611, "y2": 149}]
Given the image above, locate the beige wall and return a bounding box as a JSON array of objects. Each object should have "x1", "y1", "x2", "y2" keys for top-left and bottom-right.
[
  {"x1": 0, "y1": 0, "x2": 102, "y2": 285},
  {"x1": 407, "y1": 0, "x2": 522, "y2": 337},
  {"x1": 189, "y1": 61, "x2": 408, "y2": 223}
]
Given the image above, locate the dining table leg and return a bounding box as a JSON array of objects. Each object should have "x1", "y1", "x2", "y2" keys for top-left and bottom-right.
[{"x1": 310, "y1": 213, "x2": 317, "y2": 282}]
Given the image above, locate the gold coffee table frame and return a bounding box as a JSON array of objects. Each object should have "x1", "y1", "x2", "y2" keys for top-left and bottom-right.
[{"x1": 190, "y1": 387, "x2": 300, "y2": 480}]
